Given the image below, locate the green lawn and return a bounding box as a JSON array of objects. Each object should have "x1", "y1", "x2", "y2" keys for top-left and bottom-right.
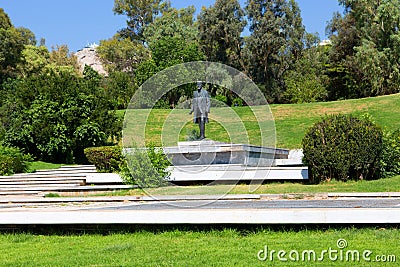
[
  {"x1": 28, "y1": 161, "x2": 62, "y2": 172},
  {"x1": 0, "y1": 228, "x2": 398, "y2": 266},
  {"x1": 93, "y1": 175, "x2": 400, "y2": 197},
  {"x1": 119, "y1": 93, "x2": 400, "y2": 148},
  {"x1": 271, "y1": 93, "x2": 400, "y2": 148}
]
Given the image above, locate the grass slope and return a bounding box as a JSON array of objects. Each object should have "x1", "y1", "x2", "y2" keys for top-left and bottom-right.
[
  {"x1": 272, "y1": 93, "x2": 400, "y2": 148},
  {"x1": 119, "y1": 93, "x2": 400, "y2": 149}
]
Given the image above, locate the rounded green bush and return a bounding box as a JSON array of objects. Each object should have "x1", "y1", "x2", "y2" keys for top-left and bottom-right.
[
  {"x1": 121, "y1": 143, "x2": 170, "y2": 188},
  {"x1": 302, "y1": 114, "x2": 383, "y2": 183},
  {"x1": 84, "y1": 146, "x2": 123, "y2": 173},
  {"x1": 0, "y1": 145, "x2": 32, "y2": 175}
]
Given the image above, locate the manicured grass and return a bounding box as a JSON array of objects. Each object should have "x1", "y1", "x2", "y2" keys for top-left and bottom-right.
[
  {"x1": 271, "y1": 93, "x2": 400, "y2": 148},
  {"x1": 96, "y1": 175, "x2": 400, "y2": 197},
  {"x1": 119, "y1": 93, "x2": 400, "y2": 148},
  {"x1": 0, "y1": 228, "x2": 398, "y2": 266},
  {"x1": 28, "y1": 161, "x2": 62, "y2": 172},
  {"x1": 122, "y1": 105, "x2": 272, "y2": 147}
]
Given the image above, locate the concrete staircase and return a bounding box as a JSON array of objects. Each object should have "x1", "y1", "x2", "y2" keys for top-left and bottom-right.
[{"x1": 0, "y1": 165, "x2": 133, "y2": 196}]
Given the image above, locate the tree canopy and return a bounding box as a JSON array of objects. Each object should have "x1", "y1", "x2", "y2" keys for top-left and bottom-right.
[
  {"x1": 113, "y1": 0, "x2": 170, "y2": 42},
  {"x1": 198, "y1": 0, "x2": 246, "y2": 70},
  {"x1": 327, "y1": 0, "x2": 400, "y2": 98}
]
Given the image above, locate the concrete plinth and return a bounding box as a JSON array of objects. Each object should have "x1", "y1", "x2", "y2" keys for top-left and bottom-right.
[{"x1": 163, "y1": 140, "x2": 289, "y2": 167}]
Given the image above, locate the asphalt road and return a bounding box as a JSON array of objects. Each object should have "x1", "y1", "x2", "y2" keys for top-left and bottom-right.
[
  {"x1": 85, "y1": 198, "x2": 400, "y2": 210},
  {"x1": 1, "y1": 197, "x2": 400, "y2": 224}
]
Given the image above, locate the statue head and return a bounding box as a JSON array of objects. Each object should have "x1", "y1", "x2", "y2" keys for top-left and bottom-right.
[{"x1": 197, "y1": 81, "x2": 203, "y2": 90}]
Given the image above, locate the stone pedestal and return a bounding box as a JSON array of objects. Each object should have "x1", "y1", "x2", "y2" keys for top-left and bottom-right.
[{"x1": 163, "y1": 140, "x2": 288, "y2": 167}]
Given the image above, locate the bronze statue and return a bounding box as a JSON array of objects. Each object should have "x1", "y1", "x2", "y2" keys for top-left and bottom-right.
[{"x1": 189, "y1": 81, "x2": 210, "y2": 140}]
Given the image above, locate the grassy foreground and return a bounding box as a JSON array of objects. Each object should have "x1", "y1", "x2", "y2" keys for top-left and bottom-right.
[
  {"x1": 0, "y1": 228, "x2": 398, "y2": 266},
  {"x1": 119, "y1": 93, "x2": 400, "y2": 148}
]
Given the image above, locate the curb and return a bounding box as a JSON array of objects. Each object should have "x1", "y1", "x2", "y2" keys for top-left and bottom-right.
[{"x1": 0, "y1": 192, "x2": 399, "y2": 204}]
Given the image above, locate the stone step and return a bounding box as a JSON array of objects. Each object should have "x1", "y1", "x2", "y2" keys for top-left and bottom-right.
[
  {"x1": 0, "y1": 174, "x2": 124, "y2": 185},
  {"x1": 59, "y1": 165, "x2": 96, "y2": 169},
  {"x1": 0, "y1": 191, "x2": 41, "y2": 196},
  {"x1": 1, "y1": 173, "x2": 89, "y2": 179},
  {"x1": 22, "y1": 165, "x2": 97, "y2": 175},
  {"x1": 35, "y1": 165, "x2": 96, "y2": 171},
  {"x1": 36, "y1": 185, "x2": 134, "y2": 196},
  {"x1": 30, "y1": 171, "x2": 97, "y2": 176},
  {"x1": 46, "y1": 185, "x2": 134, "y2": 191},
  {"x1": 0, "y1": 165, "x2": 130, "y2": 196},
  {"x1": 13, "y1": 170, "x2": 96, "y2": 176},
  {"x1": 0, "y1": 180, "x2": 85, "y2": 186},
  {"x1": 0, "y1": 184, "x2": 82, "y2": 190},
  {"x1": 36, "y1": 166, "x2": 96, "y2": 171},
  {"x1": 0, "y1": 185, "x2": 133, "y2": 197},
  {"x1": 0, "y1": 177, "x2": 86, "y2": 184}
]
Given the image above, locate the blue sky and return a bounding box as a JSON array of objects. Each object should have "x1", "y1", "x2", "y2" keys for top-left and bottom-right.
[{"x1": 1, "y1": 0, "x2": 344, "y2": 52}]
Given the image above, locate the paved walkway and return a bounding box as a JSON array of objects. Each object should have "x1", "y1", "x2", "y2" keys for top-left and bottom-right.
[{"x1": 0, "y1": 193, "x2": 399, "y2": 225}]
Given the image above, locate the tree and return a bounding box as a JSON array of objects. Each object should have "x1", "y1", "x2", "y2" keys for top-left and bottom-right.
[
  {"x1": 17, "y1": 27, "x2": 37, "y2": 46},
  {"x1": 49, "y1": 45, "x2": 79, "y2": 69},
  {"x1": 150, "y1": 36, "x2": 204, "y2": 69},
  {"x1": 104, "y1": 71, "x2": 137, "y2": 109},
  {"x1": 244, "y1": 0, "x2": 306, "y2": 103},
  {"x1": 97, "y1": 34, "x2": 150, "y2": 74},
  {"x1": 17, "y1": 45, "x2": 50, "y2": 77},
  {"x1": 0, "y1": 9, "x2": 25, "y2": 82},
  {"x1": 327, "y1": 0, "x2": 400, "y2": 99},
  {"x1": 197, "y1": 0, "x2": 246, "y2": 69},
  {"x1": 43, "y1": 45, "x2": 81, "y2": 76},
  {"x1": 283, "y1": 45, "x2": 329, "y2": 103},
  {"x1": 0, "y1": 8, "x2": 12, "y2": 29},
  {"x1": 143, "y1": 6, "x2": 198, "y2": 47},
  {"x1": 135, "y1": 36, "x2": 205, "y2": 107},
  {"x1": 0, "y1": 68, "x2": 120, "y2": 163},
  {"x1": 284, "y1": 0, "x2": 305, "y2": 62},
  {"x1": 113, "y1": 0, "x2": 170, "y2": 42},
  {"x1": 326, "y1": 12, "x2": 359, "y2": 62}
]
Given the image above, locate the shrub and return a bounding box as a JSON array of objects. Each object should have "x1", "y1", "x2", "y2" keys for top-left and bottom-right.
[
  {"x1": 379, "y1": 130, "x2": 400, "y2": 178},
  {"x1": 84, "y1": 146, "x2": 123, "y2": 173},
  {"x1": 302, "y1": 114, "x2": 383, "y2": 183},
  {"x1": 231, "y1": 97, "x2": 243, "y2": 107},
  {"x1": 283, "y1": 72, "x2": 327, "y2": 103},
  {"x1": 186, "y1": 129, "x2": 200, "y2": 141},
  {"x1": 214, "y1": 95, "x2": 228, "y2": 106},
  {"x1": 0, "y1": 145, "x2": 32, "y2": 175},
  {"x1": 121, "y1": 143, "x2": 170, "y2": 188}
]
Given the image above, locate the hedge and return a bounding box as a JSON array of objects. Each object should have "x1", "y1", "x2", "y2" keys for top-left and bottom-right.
[
  {"x1": 302, "y1": 114, "x2": 383, "y2": 183},
  {"x1": 84, "y1": 146, "x2": 123, "y2": 173}
]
